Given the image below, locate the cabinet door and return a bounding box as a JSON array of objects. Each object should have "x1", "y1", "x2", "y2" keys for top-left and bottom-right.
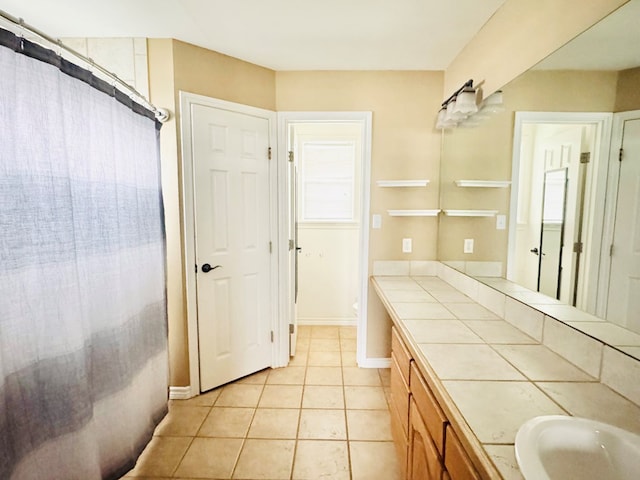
[
  {"x1": 444, "y1": 425, "x2": 480, "y2": 480},
  {"x1": 408, "y1": 399, "x2": 443, "y2": 480}
]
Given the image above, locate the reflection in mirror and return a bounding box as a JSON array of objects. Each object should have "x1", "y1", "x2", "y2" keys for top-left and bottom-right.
[
  {"x1": 438, "y1": 0, "x2": 640, "y2": 359},
  {"x1": 538, "y1": 168, "x2": 568, "y2": 300}
]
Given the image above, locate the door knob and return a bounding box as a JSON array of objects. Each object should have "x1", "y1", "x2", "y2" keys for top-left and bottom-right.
[
  {"x1": 201, "y1": 263, "x2": 221, "y2": 273},
  {"x1": 530, "y1": 247, "x2": 539, "y2": 255}
]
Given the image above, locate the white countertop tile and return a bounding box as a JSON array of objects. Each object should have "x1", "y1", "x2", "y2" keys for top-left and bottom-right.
[
  {"x1": 392, "y1": 302, "x2": 456, "y2": 320},
  {"x1": 535, "y1": 382, "x2": 640, "y2": 435},
  {"x1": 443, "y1": 381, "x2": 566, "y2": 444},
  {"x1": 492, "y1": 345, "x2": 595, "y2": 382},
  {"x1": 381, "y1": 289, "x2": 437, "y2": 303},
  {"x1": 463, "y1": 320, "x2": 537, "y2": 345},
  {"x1": 443, "y1": 302, "x2": 500, "y2": 320},
  {"x1": 419, "y1": 344, "x2": 526, "y2": 381},
  {"x1": 404, "y1": 320, "x2": 483, "y2": 344},
  {"x1": 484, "y1": 445, "x2": 525, "y2": 480}
]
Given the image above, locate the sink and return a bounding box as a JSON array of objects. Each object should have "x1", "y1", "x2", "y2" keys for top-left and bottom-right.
[{"x1": 515, "y1": 415, "x2": 640, "y2": 480}]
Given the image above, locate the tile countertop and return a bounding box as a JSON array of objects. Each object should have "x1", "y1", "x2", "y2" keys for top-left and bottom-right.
[{"x1": 372, "y1": 275, "x2": 640, "y2": 480}]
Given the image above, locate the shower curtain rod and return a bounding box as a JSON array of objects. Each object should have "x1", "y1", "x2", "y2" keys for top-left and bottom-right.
[{"x1": 0, "y1": 8, "x2": 166, "y2": 122}]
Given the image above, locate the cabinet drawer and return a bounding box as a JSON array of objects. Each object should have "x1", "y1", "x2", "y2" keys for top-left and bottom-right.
[
  {"x1": 410, "y1": 363, "x2": 447, "y2": 455},
  {"x1": 390, "y1": 352, "x2": 410, "y2": 435},
  {"x1": 408, "y1": 399, "x2": 443, "y2": 480},
  {"x1": 390, "y1": 397, "x2": 408, "y2": 479},
  {"x1": 444, "y1": 425, "x2": 480, "y2": 480},
  {"x1": 391, "y1": 326, "x2": 412, "y2": 384}
]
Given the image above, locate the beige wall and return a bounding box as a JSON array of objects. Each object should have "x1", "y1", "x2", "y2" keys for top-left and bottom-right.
[
  {"x1": 445, "y1": 0, "x2": 628, "y2": 97},
  {"x1": 438, "y1": 70, "x2": 618, "y2": 264},
  {"x1": 616, "y1": 67, "x2": 640, "y2": 112},
  {"x1": 276, "y1": 71, "x2": 443, "y2": 357}
]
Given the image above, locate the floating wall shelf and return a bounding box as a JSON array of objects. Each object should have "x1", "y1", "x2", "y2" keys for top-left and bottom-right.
[
  {"x1": 387, "y1": 209, "x2": 441, "y2": 217},
  {"x1": 443, "y1": 209, "x2": 499, "y2": 217},
  {"x1": 377, "y1": 180, "x2": 430, "y2": 188},
  {"x1": 454, "y1": 180, "x2": 511, "y2": 188}
]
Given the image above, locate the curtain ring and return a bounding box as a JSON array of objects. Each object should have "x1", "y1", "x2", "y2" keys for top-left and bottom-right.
[{"x1": 17, "y1": 17, "x2": 25, "y2": 52}]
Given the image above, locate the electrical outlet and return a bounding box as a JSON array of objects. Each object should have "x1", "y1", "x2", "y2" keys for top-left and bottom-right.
[
  {"x1": 496, "y1": 214, "x2": 506, "y2": 230},
  {"x1": 372, "y1": 214, "x2": 382, "y2": 229},
  {"x1": 402, "y1": 238, "x2": 412, "y2": 253},
  {"x1": 464, "y1": 238, "x2": 474, "y2": 254}
]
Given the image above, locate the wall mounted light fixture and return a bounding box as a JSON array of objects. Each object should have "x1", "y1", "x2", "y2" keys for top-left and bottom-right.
[{"x1": 436, "y1": 79, "x2": 503, "y2": 130}]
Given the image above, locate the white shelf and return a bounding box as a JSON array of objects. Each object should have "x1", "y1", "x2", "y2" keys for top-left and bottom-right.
[
  {"x1": 443, "y1": 209, "x2": 499, "y2": 217},
  {"x1": 377, "y1": 179, "x2": 430, "y2": 188},
  {"x1": 455, "y1": 180, "x2": 511, "y2": 188},
  {"x1": 387, "y1": 209, "x2": 441, "y2": 217}
]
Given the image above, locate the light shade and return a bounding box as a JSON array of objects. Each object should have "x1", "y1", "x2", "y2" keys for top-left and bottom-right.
[{"x1": 452, "y1": 87, "x2": 478, "y2": 115}]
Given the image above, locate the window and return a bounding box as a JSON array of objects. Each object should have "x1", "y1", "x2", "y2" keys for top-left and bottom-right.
[{"x1": 299, "y1": 141, "x2": 357, "y2": 222}]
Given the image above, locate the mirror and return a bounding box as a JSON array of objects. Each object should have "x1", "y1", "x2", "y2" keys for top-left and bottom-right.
[{"x1": 438, "y1": 0, "x2": 640, "y2": 360}]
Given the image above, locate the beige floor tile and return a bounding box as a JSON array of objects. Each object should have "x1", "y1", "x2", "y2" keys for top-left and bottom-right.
[
  {"x1": 154, "y1": 406, "x2": 210, "y2": 436},
  {"x1": 296, "y1": 336, "x2": 311, "y2": 350},
  {"x1": 236, "y1": 369, "x2": 270, "y2": 384},
  {"x1": 308, "y1": 351, "x2": 342, "y2": 367},
  {"x1": 309, "y1": 338, "x2": 341, "y2": 352},
  {"x1": 340, "y1": 338, "x2": 357, "y2": 352},
  {"x1": 267, "y1": 366, "x2": 306, "y2": 385},
  {"x1": 297, "y1": 325, "x2": 312, "y2": 338},
  {"x1": 292, "y1": 440, "x2": 350, "y2": 480},
  {"x1": 288, "y1": 351, "x2": 308, "y2": 366},
  {"x1": 378, "y1": 368, "x2": 391, "y2": 387},
  {"x1": 344, "y1": 386, "x2": 389, "y2": 410},
  {"x1": 302, "y1": 385, "x2": 345, "y2": 409},
  {"x1": 350, "y1": 441, "x2": 401, "y2": 480},
  {"x1": 169, "y1": 388, "x2": 221, "y2": 407},
  {"x1": 174, "y1": 437, "x2": 243, "y2": 479},
  {"x1": 128, "y1": 436, "x2": 192, "y2": 477},
  {"x1": 343, "y1": 367, "x2": 382, "y2": 386},
  {"x1": 311, "y1": 326, "x2": 340, "y2": 338},
  {"x1": 298, "y1": 409, "x2": 347, "y2": 440},
  {"x1": 259, "y1": 385, "x2": 304, "y2": 408},
  {"x1": 341, "y1": 351, "x2": 357, "y2": 367},
  {"x1": 339, "y1": 326, "x2": 357, "y2": 339},
  {"x1": 347, "y1": 410, "x2": 393, "y2": 441},
  {"x1": 248, "y1": 408, "x2": 300, "y2": 438},
  {"x1": 215, "y1": 384, "x2": 264, "y2": 408},
  {"x1": 305, "y1": 366, "x2": 343, "y2": 385},
  {"x1": 232, "y1": 439, "x2": 295, "y2": 479},
  {"x1": 198, "y1": 407, "x2": 254, "y2": 438}
]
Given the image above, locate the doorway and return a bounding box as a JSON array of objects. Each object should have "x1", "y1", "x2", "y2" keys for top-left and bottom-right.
[
  {"x1": 508, "y1": 112, "x2": 612, "y2": 313},
  {"x1": 278, "y1": 112, "x2": 373, "y2": 367}
]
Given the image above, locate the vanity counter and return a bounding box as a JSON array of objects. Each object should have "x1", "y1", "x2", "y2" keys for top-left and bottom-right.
[{"x1": 372, "y1": 273, "x2": 640, "y2": 480}]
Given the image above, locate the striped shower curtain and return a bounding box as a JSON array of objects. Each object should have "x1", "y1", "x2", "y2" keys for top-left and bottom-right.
[{"x1": 0, "y1": 29, "x2": 168, "y2": 479}]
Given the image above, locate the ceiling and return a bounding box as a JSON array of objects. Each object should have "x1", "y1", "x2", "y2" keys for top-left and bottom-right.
[{"x1": 0, "y1": 0, "x2": 506, "y2": 70}]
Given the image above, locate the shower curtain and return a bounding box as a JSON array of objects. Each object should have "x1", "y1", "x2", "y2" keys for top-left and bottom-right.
[{"x1": 0, "y1": 29, "x2": 168, "y2": 479}]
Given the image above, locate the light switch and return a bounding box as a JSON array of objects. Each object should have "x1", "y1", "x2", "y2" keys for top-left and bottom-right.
[
  {"x1": 496, "y1": 214, "x2": 506, "y2": 230},
  {"x1": 402, "y1": 238, "x2": 412, "y2": 253},
  {"x1": 372, "y1": 214, "x2": 382, "y2": 229},
  {"x1": 464, "y1": 238, "x2": 474, "y2": 254}
]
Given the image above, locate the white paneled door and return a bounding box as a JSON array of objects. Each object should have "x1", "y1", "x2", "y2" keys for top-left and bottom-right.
[
  {"x1": 608, "y1": 117, "x2": 640, "y2": 331},
  {"x1": 192, "y1": 104, "x2": 273, "y2": 392}
]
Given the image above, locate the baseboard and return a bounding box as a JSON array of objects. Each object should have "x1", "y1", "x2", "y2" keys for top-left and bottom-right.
[
  {"x1": 358, "y1": 357, "x2": 392, "y2": 369},
  {"x1": 169, "y1": 385, "x2": 194, "y2": 400},
  {"x1": 297, "y1": 318, "x2": 358, "y2": 326}
]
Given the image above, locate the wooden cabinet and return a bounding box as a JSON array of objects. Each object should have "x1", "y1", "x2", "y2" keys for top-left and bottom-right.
[
  {"x1": 408, "y1": 399, "x2": 443, "y2": 480},
  {"x1": 390, "y1": 327, "x2": 482, "y2": 480},
  {"x1": 445, "y1": 425, "x2": 481, "y2": 480}
]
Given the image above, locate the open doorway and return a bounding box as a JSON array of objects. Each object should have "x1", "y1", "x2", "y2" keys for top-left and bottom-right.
[
  {"x1": 278, "y1": 112, "x2": 372, "y2": 367},
  {"x1": 508, "y1": 112, "x2": 612, "y2": 313}
]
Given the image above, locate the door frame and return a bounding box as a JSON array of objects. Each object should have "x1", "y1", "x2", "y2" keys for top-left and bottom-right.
[
  {"x1": 277, "y1": 111, "x2": 373, "y2": 367},
  {"x1": 180, "y1": 92, "x2": 280, "y2": 396},
  {"x1": 600, "y1": 109, "x2": 640, "y2": 319},
  {"x1": 508, "y1": 111, "x2": 612, "y2": 314}
]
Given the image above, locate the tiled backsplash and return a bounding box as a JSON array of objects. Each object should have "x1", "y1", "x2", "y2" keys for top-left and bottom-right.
[{"x1": 373, "y1": 260, "x2": 640, "y2": 407}]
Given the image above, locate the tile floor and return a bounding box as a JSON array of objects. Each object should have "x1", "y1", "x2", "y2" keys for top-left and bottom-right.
[{"x1": 124, "y1": 325, "x2": 400, "y2": 480}]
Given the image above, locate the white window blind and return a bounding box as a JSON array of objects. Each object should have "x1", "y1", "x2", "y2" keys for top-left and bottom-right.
[{"x1": 299, "y1": 141, "x2": 356, "y2": 222}]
